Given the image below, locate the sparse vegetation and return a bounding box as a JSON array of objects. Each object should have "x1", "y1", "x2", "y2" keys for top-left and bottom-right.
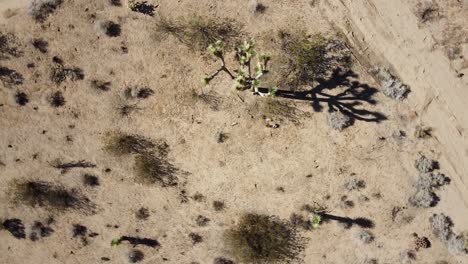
[
  {"x1": 27, "y1": 0, "x2": 63, "y2": 22},
  {"x1": 248, "y1": 0, "x2": 267, "y2": 15},
  {"x1": 128, "y1": 249, "x2": 145, "y2": 263},
  {"x1": 409, "y1": 172, "x2": 449, "y2": 208},
  {"x1": 12, "y1": 180, "x2": 94, "y2": 212},
  {"x1": 189, "y1": 232, "x2": 203, "y2": 244},
  {"x1": 2, "y1": 218, "x2": 26, "y2": 239},
  {"x1": 343, "y1": 177, "x2": 366, "y2": 191},
  {"x1": 105, "y1": 133, "x2": 158, "y2": 156},
  {"x1": 128, "y1": 0, "x2": 157, "y2": 17},
  {"x1": 97, "y1": 20, "x2": 122, "y2": 37},
  {"x1": 430, "y1": 213, "x2": 467, "y2": 255},
  {"x1": 415, "y1": 155, "x2": 436, "y2": 173},
  {"x1": 225, "y1": 213, "x2": 304, "y2": 263},
  {"x1": 328, "y1": 111, "x2": 352, "y2": 130},
  {"x1": 203, "y1": 39, "x2": 275, "y2": 96},
  {"x1": 124, "y1": 86, "x2": 154, "y2": 99},
  {"x1": 155, "y1": 15, "x2": 242, "y2": 53},
  {"x1": 91, "y1": 80, "x2": 111, "y2": 92},
  {"x1": 213, "y1": 200, "x2": 225, "y2": 211},
  {"x1": 32, "y1": 38, "x2": 49, "y2": 53},
  {"x1": 15, "y1": 92, "x2": 29, "y2": 106},
  {"x1": 0, "y1": 66, "x2": 23, "y2": 87},
  {"x1": 353, "y1": 229, "x2": 374, "y2": 244},
  {"x1": 47, "y1": 91, "x2": 66, "y2": 107},
  {"x1": 0, "y1": 32, "x2": 23, "y2": 59},
  {"x1": 134, "y1": 153, "x2": 180, "y2": 187},
  {"x1": 135, "y1": 207, "x2": 150, "y2": 220},
  {"x1": 371, "y1": 67, "x2": 409, "y2": 100},
  {"x1": 277, "y1": 31, "x2": 340, "y2": 89}
]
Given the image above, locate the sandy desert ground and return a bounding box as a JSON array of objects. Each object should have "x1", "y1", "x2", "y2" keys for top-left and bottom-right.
[{"x1": 1, "y1": 0, "x2": 467, "y2": 263}]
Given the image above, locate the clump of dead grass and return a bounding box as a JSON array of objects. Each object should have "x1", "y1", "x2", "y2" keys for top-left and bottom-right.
[
  {"x1": 104, "y1": 132, "x2": 182, "y2": 187},
  {"x1": 225, "y1": 213, "x2": 304, "y2": 263},
  {"x1": 12, "y1": 180, "x2": 95, "y2": 213},
  {"x1": 0, "y1": 32, "x2": 23, "y2": 59},
  {"x1": 155, "y1": 15, "x2": 243, "y2": 53},
  {"x1": 104, "y1": 132, "x2": 159, "y2": 156},
  {"x1": 27, "y1": 0, "x2": 63, "y2": 22}
]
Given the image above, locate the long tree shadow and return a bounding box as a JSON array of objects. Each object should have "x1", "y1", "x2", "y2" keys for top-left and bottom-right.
[{"x1": 259, "y1": 68, "x2": 387, "y2": 123}]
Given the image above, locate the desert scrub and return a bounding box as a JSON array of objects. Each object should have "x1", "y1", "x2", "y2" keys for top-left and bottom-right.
[
  {"x1": 328, "y1": 111, "x2": 352, "y2": 130},
  {"x1": 96, "y1": 20, "x2": 121, "y2": 37},
  {"x1": 430, "y1": 213, "x2": 467, "y2": 255},
  {"x1": 409, "y1": 172, "x2": 449, "y2": 208},
  {"x1": 353, "y1": 230, "x2": 374, "y2": 244},
  {"x1": 370, "y1": 67, "x2": 409, "y2": 100},
  {"x1": 104, "y1": 132, "x2": 165, "y2": 156},
  {"x1": 127, "y1": 0, "x2": 157, "y2": 16},
  {"x1": 0, "y1": 32, "x2": 23, "y2": 59},
  {"x1": 415, "y1": 155, "x2": 436, "y2": 173},
  {"x1": 277, "y1": 31, "x2": 331, "y2": 89},
  {"x1": 204, "y1": 39, "x2": 275, "y2": 96},
  {"x1": 0, "y1": 66, "x2": 24, "y2": 87},
  {"x1": 134, "y1": 154, "x2": 180, "y2": 187},
  {"x1": 11, "y1": 180, "x2": 94, "y2": 213},
  {"x1": 225, "y1": 213, "x2": 304, "y2": 263},
  {"x1": 27, "y1": 0, "x2": 63, "y2": 22},
  {"x1": 343, "y1": 177, "x2": 366, "y2": 191},
  {"x1": 155, "y1": 15, "x2": 242, "y2": 53}
]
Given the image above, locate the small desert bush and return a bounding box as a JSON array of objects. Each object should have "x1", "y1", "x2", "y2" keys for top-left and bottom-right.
[
  {"x1": 28, "y1": 0, "x2": 63, "y2": 22},
  {"x1": 155, "y1": 15, "x2": 242, "y2": 53},
  {"x1": 415, "y1": 155, "x2": 436, "y2": 173},
  {"x1": 430, "y1": 213, "x2": 467, "y2": 255},
  {"x1": 225, "y1": 213, "x2": 304, "y2": 263},
  {"x1": 370, "y1": 67, "x2": 409, "y2": 100}
]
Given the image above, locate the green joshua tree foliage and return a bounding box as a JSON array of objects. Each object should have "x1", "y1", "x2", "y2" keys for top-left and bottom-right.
[{"x1": 203, "y1": 39, "x2": 277, "y2": 97}]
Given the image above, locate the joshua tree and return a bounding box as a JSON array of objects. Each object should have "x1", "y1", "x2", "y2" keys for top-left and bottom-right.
[{"x1": 203, "y1": 40, "x2": 277, "y2": 96}]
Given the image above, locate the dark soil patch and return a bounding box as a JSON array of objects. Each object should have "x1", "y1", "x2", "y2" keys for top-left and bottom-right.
[
  {"x1": 213, "y1": 257, "x2": 235, "y2": 264},
  {"x1": 2, "y1": 218, "x2": 26, "y2": 239}
]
